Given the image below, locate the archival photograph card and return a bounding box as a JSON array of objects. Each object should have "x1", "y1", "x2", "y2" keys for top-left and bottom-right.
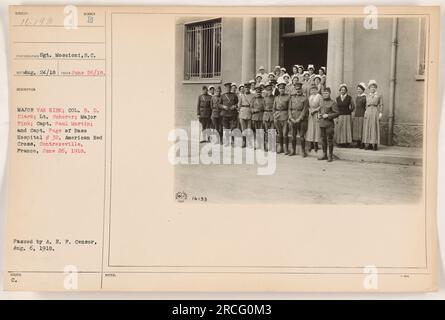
[{"x1": 3, "y1": 5, "x2": 440, "y2": 292}]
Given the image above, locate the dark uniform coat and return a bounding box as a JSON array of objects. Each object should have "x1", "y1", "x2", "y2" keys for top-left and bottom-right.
[
  {"x1": 197, "y1": 93, "x2": 212, "y2": 118},
  {"x1": 211, "y1": 95, "x2": 222, "y2": 119},
  {"x1": 220, "y1": 92, "x2": 238, "y2": 117},
  {"x1": 318, "y1": 98, "x2": 339, "y2": 127}
]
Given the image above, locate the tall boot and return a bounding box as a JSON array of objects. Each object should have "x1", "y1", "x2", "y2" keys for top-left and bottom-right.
[
  {"x1": 276, "y1": 136, "x2": 283, "y2": 154},
  {"x1": 288, "y1": 137, "x2": 295, "y2": 156},
  {"x1": 327, "y1": 146, "x2": 333, "y2": 162},
  {"x1": 301, "y1": 139, "x2": 307, "y2": 158},
  {"x1": 314, "y1": 142, "x2": 319, "y2": 153},
  {"x1": 318, "y1": 144, "x2": 328, "y2": 160},
  {"x1": 283, "y1": 137, "x2": 289, "y2": 155}
]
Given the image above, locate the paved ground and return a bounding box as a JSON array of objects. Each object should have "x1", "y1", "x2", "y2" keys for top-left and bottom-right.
[{"x1": 175, "y1": 145, "x2": 423, "y2": 205}]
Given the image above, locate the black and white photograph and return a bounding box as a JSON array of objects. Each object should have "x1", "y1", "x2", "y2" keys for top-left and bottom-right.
[
  {"x1": 1, "y1": 3, "x2": 442, "y2": 295},
  {"x1": 173, "y1": 15, "x2": 427, "y2": 204}
]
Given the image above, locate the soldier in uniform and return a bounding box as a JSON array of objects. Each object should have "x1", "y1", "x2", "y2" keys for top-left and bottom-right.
[
  {"x1": 263, "y1": 83, "x2": 275, "y2": 151},
  {"x1": 238, "y1": 82, "x2": 253, "y2": 147},
  {"x1": 221, "y1": 82, "x2": 239, "y2": 145},
  {"x1": 197, "y1": 86, "x2": 212, "y2": 143},
  {"x1": 250, "y1": 85, "x2": 266, "y2": 148},
  {"x1": 288, "y1": 82, "x2": 309, "y2": 157},
  {"x1": 318, "y1": 87, "x2": 339, "y2": 162},
  {"x1": 211, "y1": 86, "x2": 223, "y2": 143},
  {"x1": 273, "y1": 81, "x2": 290, "y2": 154}
]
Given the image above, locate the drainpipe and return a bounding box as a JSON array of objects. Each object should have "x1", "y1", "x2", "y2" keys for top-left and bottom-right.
[{"x1": 387, "y1": 18, "x2": 398, "y2": 146}]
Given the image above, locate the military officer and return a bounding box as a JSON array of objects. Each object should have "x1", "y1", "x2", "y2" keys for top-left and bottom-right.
[
  {"x1": 263, "y1": 83, "x2": 275, "y2": 151},
  {"x1": 273, "y1": 81, "x2": 290, "y2": 154},
  {"x1": 250, "y1": 85, "x2": 266, "y2": 148},
  {"x1": 318, "y1": 87, "x2": 339, "y2": 162},
  {"x1": 211, "y1": 86, "x2": 223, "y2": 142},
  {"x1": 197, "y1": 85, "x2": 212, "y2": 143},
  {"x1": 221, "y1": 82, "x2": 239, "y2": 145},
  {"x1": 288, "y1": 82, "x2": 309, "y2": 157},
  {"x1": 238, "y1": 82, "x2": 253, "y2": 147}
]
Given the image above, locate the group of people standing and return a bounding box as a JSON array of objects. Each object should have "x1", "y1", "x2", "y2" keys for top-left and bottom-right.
[{"x1": 196, "y1": 64, "x2": 383, "y2": 162}]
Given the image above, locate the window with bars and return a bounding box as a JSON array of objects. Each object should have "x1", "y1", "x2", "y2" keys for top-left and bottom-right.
[{"x1": 184, "y1": 19, "x2": 222, "y2": 80}]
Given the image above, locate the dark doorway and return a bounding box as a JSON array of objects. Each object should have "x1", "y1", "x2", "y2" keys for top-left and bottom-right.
[{"x1": 280, "y1": 32, "x2": 328, "y2": 73}]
